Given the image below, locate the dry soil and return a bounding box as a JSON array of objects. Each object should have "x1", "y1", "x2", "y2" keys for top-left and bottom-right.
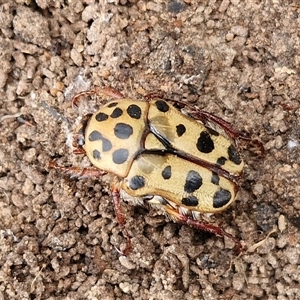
[{"x1": 0, "y1": 1, "x2": 300, "y2": 299}]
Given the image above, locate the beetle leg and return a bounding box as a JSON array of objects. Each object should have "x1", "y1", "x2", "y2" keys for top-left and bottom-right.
[
  {"x1": 49, "y1": 161, "x2": 106, "y2": 179},
  {"x1": 144, "y1": 92, "x2": 165, "y2": 100},
  {"x1": 72, "y1": 135, "x2": 86, "y2": 155},
  {"x1": 111, "y1": 181, "x2": 132, "y2": 256},
  {"x1": 72, "y1": 87, "x2": 125, "y2": 108},
  {"x1": 98, "y1": 87, "x2": 125, "y2": 99},
  {"x1": 72, "y1": 146, "x2": 86, "y2": 155},
  {"x1": 164, "y1": 205, "x2": 243, "y2": 253},
  {"x1": 187, "y1": 109, "x2": 249, "y2": 142}
]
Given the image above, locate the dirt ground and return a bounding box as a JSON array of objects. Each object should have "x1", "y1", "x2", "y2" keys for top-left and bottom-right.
[{"x1": 0, "y1": 0, "x2": 300, "y2": 299}]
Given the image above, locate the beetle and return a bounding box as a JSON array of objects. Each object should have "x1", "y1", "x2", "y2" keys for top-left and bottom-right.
[{"x1": 50, "y1": 87, "x2": 248, "y2": 254}]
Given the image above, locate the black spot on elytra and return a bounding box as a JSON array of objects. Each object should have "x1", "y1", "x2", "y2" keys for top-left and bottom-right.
[
  {"x1": 213, "y1": 188, "x2": 232, "y2": 208},
  {"x1": 129, "y1": 175, "x2": 145, "y2": 190},
  {"x1": 228, "y1": 145, "x2": 242, "y2": 165},
  {"x1": 184, "y1": 170, "x2": 202, "y2": 193},
  {"x1": 216, "y1": 156, "x2": 227, "y2": 166},
  {"x1": 112, "y1": 149, "x2": 129, "y2": 164},
  {"x1": 211, "y1": 172, "x2": 220, "y2": 185},
  {"x1": 89, "y1": 130, "x2": 102, "y2": 141},
  {"x1": 102, "y1": 138, "x2": 112, "y2": 152},
  {"x1": 196, "y1": 131, "x2": 214, "y2": 153},
  {"x1": 114, "y1": 123, "x2": 133, "y2": 139},
  {"x1": 176, "y1": 124, "x2": 186, "y2": 137},
  {"x1": 110, "y1": 107, "x2": 123, "y2": 118},
  {"x1": 155, "y1": 100, "x2": 169, "y2": 112},
  {"x1": 95, "y1": 112, "x2": 109, "y2": 122},
  {"x1": 93, "y1": 149, "x2": 101, "y2": 160},
  {"x1": 127, "y1": 104, "x2": 142, "y2": 119},
  {"x1": 107, "y1": 102, "x2": 118, "y2": 108},
  {"x1": 182, "y1": 195, "x2": 199, "y2": 207},
  {"x1": 162, "y1": 165, "x2": 172, "y2": 179},
  {"x1": 88, "y1": 131, "x2": 112, "y2": 152}
]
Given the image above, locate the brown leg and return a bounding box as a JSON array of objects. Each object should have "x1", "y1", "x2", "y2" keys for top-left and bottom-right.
[
  {"x1": 72, "y1": 146, "x2": 86, "y2": 155},
  {"x1": 144, "y1": 92, "x2": 165, "y2": 100},
  {"x1": 111, "y1": 181, "x2": 132, "y2": 255},
  {"x1": 72, "y1": 87, "x2": 125, "y2": 107},
  {"x1": 186, "y1": 108, "x2": 249, "y2": 142},
  {"x1": 164, "y1": 205, "x2": 243, "y2": 253},
  {"x1": 49, "y1": 161, "x2": 106, "y2": 178}
]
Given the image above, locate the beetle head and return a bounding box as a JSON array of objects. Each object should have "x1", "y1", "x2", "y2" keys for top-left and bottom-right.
[{"x1": 73, "y1": 113, "x2": 92, "y2": 154}]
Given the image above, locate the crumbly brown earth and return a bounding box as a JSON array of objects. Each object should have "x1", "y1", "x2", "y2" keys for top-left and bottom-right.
[{"x1": 0, "y1": 1, "x2": 300, "y2": 299}]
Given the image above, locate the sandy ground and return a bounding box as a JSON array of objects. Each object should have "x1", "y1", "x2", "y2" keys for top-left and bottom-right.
[{"x1": 0, "y1": 0, "x2": 300, "y2": 299}]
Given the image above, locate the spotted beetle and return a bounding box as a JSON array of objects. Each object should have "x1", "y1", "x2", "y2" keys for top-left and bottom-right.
[{"x1": 50, "y1": 87, "x2": 248, "y2": 254}]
